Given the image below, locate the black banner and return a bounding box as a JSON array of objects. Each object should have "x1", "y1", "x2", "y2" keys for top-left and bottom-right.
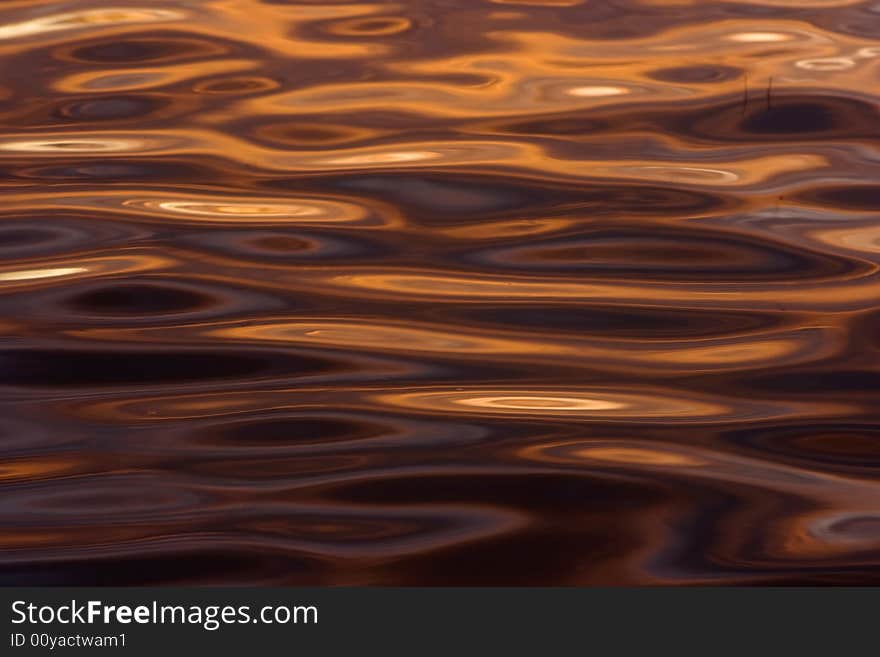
[{"x1": 0, "y1": 588, "x2": 872, "y2": 654}]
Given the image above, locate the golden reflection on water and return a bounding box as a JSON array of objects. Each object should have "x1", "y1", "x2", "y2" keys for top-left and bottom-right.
[{"x1": 1, "y1": 0, "x2": 880, "y2": 585}]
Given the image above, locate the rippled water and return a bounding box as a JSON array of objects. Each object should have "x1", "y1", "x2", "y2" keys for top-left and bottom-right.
[{"x1": 2, "y1": 0, "x2": 880, "y2": 585}]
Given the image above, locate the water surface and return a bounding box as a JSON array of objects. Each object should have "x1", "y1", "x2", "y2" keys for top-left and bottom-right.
[{"x1": 2, "y1": 0, "x2": 880, "y2": 584}]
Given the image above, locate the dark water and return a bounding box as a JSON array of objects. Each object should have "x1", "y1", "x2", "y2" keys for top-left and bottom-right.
[{"x1": 1, "y1": 0, "x2": 880, "y2": 585}]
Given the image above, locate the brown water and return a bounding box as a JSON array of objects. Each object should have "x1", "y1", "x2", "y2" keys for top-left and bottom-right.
[{"x1": 1, "y1": 0, "x2": 880, "y2": 585}]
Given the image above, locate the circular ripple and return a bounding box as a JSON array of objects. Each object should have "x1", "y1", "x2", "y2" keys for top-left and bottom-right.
[{"x1": 373, "y1": 388, "x2": 730, "y2": 421}]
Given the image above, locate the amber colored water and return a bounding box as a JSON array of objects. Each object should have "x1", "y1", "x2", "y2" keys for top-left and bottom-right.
[{"x1": 1, "y1": 0, "x2": 880, "y2": 585}]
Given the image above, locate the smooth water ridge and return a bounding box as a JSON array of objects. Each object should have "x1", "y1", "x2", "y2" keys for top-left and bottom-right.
[{"x1": 1, "y1": 0, "x2": 880, "y2": 585}]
